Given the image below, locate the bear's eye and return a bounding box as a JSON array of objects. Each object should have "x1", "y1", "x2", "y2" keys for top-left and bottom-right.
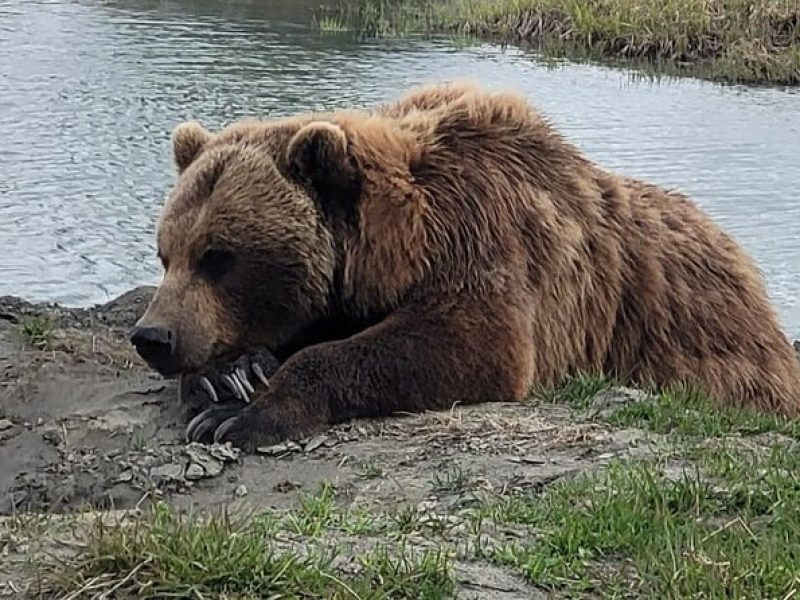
[{"x1": 198, "y1": 248, "x2": 235, "y2": 281}]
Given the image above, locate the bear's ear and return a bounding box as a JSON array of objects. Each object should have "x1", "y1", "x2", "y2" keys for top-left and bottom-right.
[
  {"x1": 172, "y1": 121, "x2": 211, "y2": 173},
  {"x1": 284, "y1": 121, "x2": 359, "y2": 200}
]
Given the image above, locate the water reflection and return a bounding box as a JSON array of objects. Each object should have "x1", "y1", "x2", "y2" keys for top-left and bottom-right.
[{"x1": 0, "y1": 0, "x2": 797, "y2": 337}]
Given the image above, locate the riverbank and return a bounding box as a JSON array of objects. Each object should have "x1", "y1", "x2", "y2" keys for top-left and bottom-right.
[
  {"x1": 2, "y1": 288, "x2": 800, "y2": 597},
  {"x1": 313, "y1": 0, "x2": 800, "y2": 85}
]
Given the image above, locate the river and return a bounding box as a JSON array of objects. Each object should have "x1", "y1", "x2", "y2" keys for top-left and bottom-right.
[{"x1": 1, "y1": 0, "x2": 798, "y2": 337}]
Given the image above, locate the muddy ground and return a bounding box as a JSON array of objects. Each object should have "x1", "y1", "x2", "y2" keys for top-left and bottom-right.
[{"x1": 0, "y1": 287, "x2": 774, "y2": 597}]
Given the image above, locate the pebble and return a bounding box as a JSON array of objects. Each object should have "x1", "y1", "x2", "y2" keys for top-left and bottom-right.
[
  {"x1": 257, "y1": 443, "x2": 289, "y2": 456},
  {"x1": 150, "y1": 463, "x2": 184, "y2": 481},
  {"x1": 116, "y1": 470, "x2": 134, "y2": 483},
  {"x1": 234, "y1": 484, "x2": 248, "y2": 497},
  {"x1": 185, "y1": 463, "x2": 206, "y2": 480},
  {"x1": 0, "y1": 419, "x2": 12, "y2": 431},
  {"x1": 304, "y1": 434, "x2": 327, "y2": 453}
]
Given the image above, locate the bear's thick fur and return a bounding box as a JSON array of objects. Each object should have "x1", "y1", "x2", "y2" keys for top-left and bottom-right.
[{"x1": 131, "y1": 81, "x2": 800, "y2": 450}]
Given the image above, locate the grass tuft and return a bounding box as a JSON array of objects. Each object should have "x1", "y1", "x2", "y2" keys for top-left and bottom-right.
[
  {"x1": 16, "y1": 314, "x2": 56, "y2": 350},
  {"x1": 39, "y1": 499, "x2": 454, "y2": 599},
  {"x1": 430, "y1": 466, "x2": 473, "y2": 494},
  {"x1": 535, "y1": 371, "x2": 614, "y2": 408}
]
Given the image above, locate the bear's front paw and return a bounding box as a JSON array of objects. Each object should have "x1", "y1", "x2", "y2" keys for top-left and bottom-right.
[
  {"x1": 178, "y1": 349, "x2": 280, "y2": 413},
  {"x1": 186, "y1": 404, "x2": 286, "y2": 452},
  {"x1": 186, "y1": 397, "x2": 328, "y2": 452}
]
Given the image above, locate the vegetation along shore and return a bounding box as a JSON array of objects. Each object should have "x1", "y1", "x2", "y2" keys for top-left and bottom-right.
[{"x1": 313, "y1": 0, "x2": 800, "y2": 85}]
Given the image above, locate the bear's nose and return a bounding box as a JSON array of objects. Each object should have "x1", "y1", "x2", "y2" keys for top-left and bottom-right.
[{"x1": 129, "y1": 326, "x2": 176, "y2": 371}]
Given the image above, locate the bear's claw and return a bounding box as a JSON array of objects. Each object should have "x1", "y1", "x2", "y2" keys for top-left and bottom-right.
[
  {"x1": 185, "y1": 403, "x2": 244, "y2": 444},
  {"x1": 178, "y1": 349, "x2": 280, "y2": 413},
  {"x1": 199, "y1": 376, "x2": 219, "y2": 403},
  {"x1": 251, "y1": 363, "x2": 270, "y2": 388}
]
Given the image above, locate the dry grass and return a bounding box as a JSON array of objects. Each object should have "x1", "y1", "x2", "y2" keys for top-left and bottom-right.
[{"x1": 315, "y1": 0, "x2": 800, "y2": 84}]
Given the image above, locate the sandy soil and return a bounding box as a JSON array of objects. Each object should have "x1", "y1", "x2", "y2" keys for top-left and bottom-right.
[{"x1": 0, "y1": 288, "x2": 705, "y2": 597}]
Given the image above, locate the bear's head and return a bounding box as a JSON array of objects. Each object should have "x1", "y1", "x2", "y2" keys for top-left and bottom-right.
[
  {"x1": 130, "y1": 114, "x2": 428, "y2": 377},
  {"x1": 130, "y1": 119, "x2": 353, "y2": 376}
]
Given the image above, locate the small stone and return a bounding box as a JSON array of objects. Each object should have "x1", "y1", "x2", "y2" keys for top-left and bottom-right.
[
  {"x1": 234, "y1": 484, "x2": 248, "y2": 497},
  {"x1": 304, "y1": 434, "x2": 327, "y2": 453},
  {"x1": 185, "y1": 463, "x2": 205, "y2": 480},
  {"x1": 257, "y1": 443, "x2": 289, "y2": 456},
  {"x1": 207, "y1": 442, "x2": 240, "y2": 463},
  {"x1": 183, "y1": 443, "x2": 234, "y2": 480},
  {"x1": 273, "y1": 479, "x2": 301, "y2": 493},
  {"x1": 589, "y1": 386, "x2": 650, "y2": 417},
  {"x1": 150, "y1": 463, "x2": 184, "y2": 481},
  {"x1": 0, "y1": 419, "x2": 13, "y2": 431},
  {"x1": 116, "y1": 470, "x2": 134, "y2": 483},
  {"x1": 36, "y1": 417, "x2": 44, "y2": 427}
]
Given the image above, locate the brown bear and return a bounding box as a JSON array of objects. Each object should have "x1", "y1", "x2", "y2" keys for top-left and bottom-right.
[{"x1": 130, "y1": 81, "x2": 800, "y2": 451}]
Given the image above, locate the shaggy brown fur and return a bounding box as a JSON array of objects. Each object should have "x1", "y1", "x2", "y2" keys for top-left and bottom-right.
[{"x1": 131, "y1": 81, "x2": 800, "y2": 450}]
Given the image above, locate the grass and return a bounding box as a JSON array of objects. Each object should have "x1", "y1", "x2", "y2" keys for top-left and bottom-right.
[
  {"x1": 536, "y1": 370, "x2": 614, "y2": 408},
  {"x1": 430, "y1": 466, "x2": 473, "y2": 494},
  {"x1": 313, "y1": 0, "x2": 800, "y2": 85},
  {"x1": 482, "y1": 446, "x2": 800, "y2": 596},
  {"x1": 39, "y1": 486, "x2": 454, "y2": 599},
  {"x1": 607, "y1": 382, "x2": 800, "y2": 438},
  {"x1": 357, "y1": 460, "x2": 385, "y2": 479},
  {"x1": 16, "y1": 314, "x2": 56, "y2": 350},
  {"x1": 28, "y1": 371, "x2": 800, "y2": 598},
  {"x1": 536, "y1": 371, "x2": 800, "y2": 439}
]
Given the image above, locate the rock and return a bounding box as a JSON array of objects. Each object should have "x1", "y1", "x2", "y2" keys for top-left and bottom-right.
[
  {"x1": 0, "y1": 419, "x2": 13, "y2": 431},
  {"x1": 234, "y1": 484, "x2": 248, "y2": 497},
  {"x1": 185, "y1": 463, "x2": 206, "y2": 481},
  {"x1": 40, "y1": 428, "x2": 61, "y2": 445},
  {"x1": 304, "y1": 434, "x2": 327, "y2": 453},
  {"x1": 257, "y1": 443, "x2": 290, "y2": 456},
  {"x1": 206, "y1": 443, "x2": 240, "y2": 463},
  {"x1": 273, "y1": 479, "x2": 301, "y2": 493},
  {"x1": 589, "y1": 386, "x2": 650, "y2": 416},
  {"x1": 183, "y1": 443, "x2": 239, "y2": 481},
  {"x1": 116, "y1": 470, "x2": 134, "y2": 483},
  {"x1": 150, "y1": 463, "x2": 183, "y2": 482}
]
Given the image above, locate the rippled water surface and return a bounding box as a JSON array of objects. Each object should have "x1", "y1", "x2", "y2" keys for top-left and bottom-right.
[{"x1": 1, "y1": 0, "x2": 798, "y2": 336}]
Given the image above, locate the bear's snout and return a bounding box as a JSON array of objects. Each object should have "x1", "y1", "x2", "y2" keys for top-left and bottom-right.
[{"x1": 130, "y1": 325, "x2": 177, "y2": 375}]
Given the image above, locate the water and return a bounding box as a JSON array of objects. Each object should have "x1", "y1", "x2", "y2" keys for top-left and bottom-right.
[{"x1": 1, "y1": 0, "x2": 798, "y2": 337}]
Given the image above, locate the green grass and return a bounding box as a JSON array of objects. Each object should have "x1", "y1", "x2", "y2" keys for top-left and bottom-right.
[
  {"x1": 536, "y1": 371, "x2": 615, "y2": 408},
  {"x1": 40, "y1": 489, "x2": 454, "y2": 599},
  {"x1": 357, "y1": 460, "x2": 385, "y2": 479},
  {"x1": 314, "y1": 0, "x2": 800, "y2": 85},
  {"x1": 537, "y1": 372, "x2": 800, "y2": 439},
  {"x1": 16, "y1": 314, "x2": 56, "y2": 350},
  {"x1": 430, "y1": 466, "x2": 473, "y2": 494},
  {"x1": 607, "y1": 382, "x2": 800, "y2": 438},
  {"x1": 33, "y1": 371, "x2": 800, "y2": 598},
  {"x1": 481, "y1": 448, "x2": 800, "y2": 597}
]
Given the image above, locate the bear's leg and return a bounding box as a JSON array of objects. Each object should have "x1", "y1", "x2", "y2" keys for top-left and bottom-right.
[
  {"x1": 178, "y1": 349, "x2": 281, "y2": 417},
  {"x1": 186, "y1": 300, "x2": 533, "y2": 451}
]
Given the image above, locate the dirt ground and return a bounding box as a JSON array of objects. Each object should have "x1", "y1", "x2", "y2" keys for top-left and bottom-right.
[{"x1": 0, "y1": 288, "x2": 705, "y2": 597}]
